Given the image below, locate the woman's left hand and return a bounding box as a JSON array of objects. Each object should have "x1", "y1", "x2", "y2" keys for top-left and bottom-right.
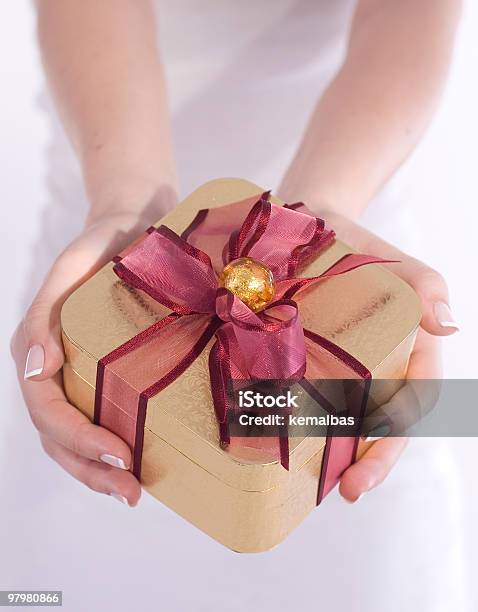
[{"x1": 320, "y1": 212, "x2": 458, "y2": 503}]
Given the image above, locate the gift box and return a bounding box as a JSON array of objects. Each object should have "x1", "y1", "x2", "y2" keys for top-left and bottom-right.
[{"x1": 61, "y1": 178, "x2": 421, "y2": 552}]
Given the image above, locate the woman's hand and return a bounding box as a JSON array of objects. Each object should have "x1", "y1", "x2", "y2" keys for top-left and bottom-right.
[
  {"x1": 10, "y1": 212, "x2": 158, "y2": 506},
  {"x1": 323, "y1": 212, "x2": 459, "y2": 503}
]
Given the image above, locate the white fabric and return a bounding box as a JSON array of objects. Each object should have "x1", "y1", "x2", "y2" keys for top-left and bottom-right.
[{"x1": 1, "y1": 1, "x2": 477, "y2": 611}]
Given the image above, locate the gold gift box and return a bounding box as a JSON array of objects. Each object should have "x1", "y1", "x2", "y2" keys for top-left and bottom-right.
[{"x1": 61, "y1": 178, "x2": 421, "y2": 552}]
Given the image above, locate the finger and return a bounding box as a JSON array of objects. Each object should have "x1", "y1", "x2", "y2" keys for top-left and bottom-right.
[
  {"x1": 339, "y1": 437, "x2": 408, "y2": 502},
  {"x1": 19, "y1": 367, "x2": 133, "y2": 470},
  {"x1": 19, "y1": 241, "x2": 105, "y2": 382},
  {"x1": 389, "y1": 256, "x2": 458, "y2": 336},
  {"x1": 20, "y1": 252, "x2": 87, "y2": 381},
  {"x1": 322, "y1": 213, "x2": 459, "y2": 336},
  {"x1": 362, "y1": 330, "x2": 442, "y2": 436},
  {"x1": 341, "y1": 332, "x2": 440, "y2": 501},
  {"x1": 41, "y1": 435, "x2": 141, "y2": 506}
]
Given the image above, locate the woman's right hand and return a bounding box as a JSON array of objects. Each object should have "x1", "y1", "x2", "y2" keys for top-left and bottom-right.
[{"x1": 10, "y1": 212, "x2": 155, "y2": 506}]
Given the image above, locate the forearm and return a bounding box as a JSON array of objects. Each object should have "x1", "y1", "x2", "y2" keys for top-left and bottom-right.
[
  {"x1": 279, "y1": 0, "x2": 462, "y2": 219},
  {"x1": 36, "y1": 0, "x2": 177, "y2": 224}
]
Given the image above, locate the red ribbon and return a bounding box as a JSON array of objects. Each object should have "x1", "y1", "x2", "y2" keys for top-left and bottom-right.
[{"x1": 94, "y1": 193, "x2": 392, "y2": 503}]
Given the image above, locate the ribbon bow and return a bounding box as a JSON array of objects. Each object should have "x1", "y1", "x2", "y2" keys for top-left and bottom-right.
[{"x1": 94, "y1": 193, "x2": 389, "y2": 501}]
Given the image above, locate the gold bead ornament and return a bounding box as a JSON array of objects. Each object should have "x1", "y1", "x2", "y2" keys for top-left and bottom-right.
[{"x1": 219, "y1": 257, "x2": 275, "y2": 312}]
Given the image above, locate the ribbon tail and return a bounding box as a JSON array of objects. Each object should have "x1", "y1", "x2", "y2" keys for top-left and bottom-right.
[
  {"x1": 276, "y1": 254, "x2": 399, "y2": 301},
  {"x1": 209, "y1": 323, "x2": 294, "y2": 470},
  {"x1": 208, "y1": 329, "x2": 234, "y2": 447},
  {"x1": 302, "y1": 328, "x2": 372, "y2": 504},
  {"x1": 279, "y1": 426, "x2": 290, "y2": 470}
]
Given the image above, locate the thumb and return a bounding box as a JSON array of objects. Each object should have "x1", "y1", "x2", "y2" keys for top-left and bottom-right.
[
  {"x1": 22, "y1": 259, "x2": 73, "y2": 381},
  {"x1": 316, "y1": 211, "x2": 458, "y2": 337},
  {"x1": 392, "y1": 255, "x2": 459, "y2": 336}
]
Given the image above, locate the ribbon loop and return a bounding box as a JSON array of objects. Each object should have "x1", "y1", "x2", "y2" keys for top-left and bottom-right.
[{"x1": 114, "y1": 226, "x2": 217, "y2": 314}]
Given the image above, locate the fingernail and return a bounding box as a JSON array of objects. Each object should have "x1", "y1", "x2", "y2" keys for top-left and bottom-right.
[
  {"x1": 110, "y1": 493, "x2": 128, "y2": 505},
  {"x1": 24, "y1": 344, "x2": 45, "y2": 379},
  {"x1": 365, "y1": 424, "x2": 391, "y2": 442},
  {"x1": 344, "y1": 493, "x2": 363, "y2": 504},
  {"x1": 100, "y1": 454, "x2": 128, "y2": 470},
  {"x1": 434, "y1": 302, "x2": 459, "y2": 331}
]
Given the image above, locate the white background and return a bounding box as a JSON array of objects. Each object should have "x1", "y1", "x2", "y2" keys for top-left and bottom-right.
[{"x1": 1, "y1": 1, "x2": 477, "y2": 611}]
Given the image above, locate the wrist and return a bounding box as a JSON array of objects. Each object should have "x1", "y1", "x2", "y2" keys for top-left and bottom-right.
[
  {"x1": 85, "y1": 174, "x2": 178, "y2": 228},
  {"x1": 278, "y1": 174, "x2": 369, "y2": 222},
  {"x1": 278, "y1": 175, "x2": 341, "y2": 219}
]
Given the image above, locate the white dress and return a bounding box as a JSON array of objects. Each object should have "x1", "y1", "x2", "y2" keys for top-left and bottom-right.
[{"x1": 2, "y1": 1, "x2": 475, "y2": 610}]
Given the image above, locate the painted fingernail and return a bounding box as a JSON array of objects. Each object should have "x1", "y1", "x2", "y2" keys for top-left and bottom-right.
[
  {"x1": 100, "y1": 454, "x2": 128, "y2": 470},
  {"x1": 365, "y1": 424, "x2": 391, "y2": 442},
  {"x1": 434, "y1": 302, "x2": 459, "y2": 331},
  {"x1": 24, "y1": 344, "x2": 45, "y2": 379},
  {"x1": 110, "y1": 493, "x2": 128, "y2": 505}
]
